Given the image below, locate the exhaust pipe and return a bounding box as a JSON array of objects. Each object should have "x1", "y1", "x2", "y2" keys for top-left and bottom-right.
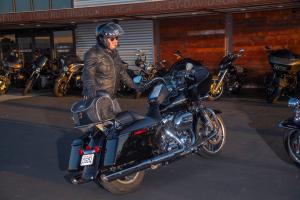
[
  {"x1": 101, "y1": 128, "x2": 197, "y2": 182},
  {"x1": 101, "y1": 145, "x2": 197, "y2": 182}
]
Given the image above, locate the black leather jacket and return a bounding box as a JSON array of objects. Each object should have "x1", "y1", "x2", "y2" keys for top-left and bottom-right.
[{"x1": 82, "y1": 44, "x2": 134, "y2": 98}]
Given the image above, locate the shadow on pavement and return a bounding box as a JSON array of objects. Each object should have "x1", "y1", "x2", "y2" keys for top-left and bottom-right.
[{"x1": 233, "y1": 96, "x2": 294, "y2": 166}]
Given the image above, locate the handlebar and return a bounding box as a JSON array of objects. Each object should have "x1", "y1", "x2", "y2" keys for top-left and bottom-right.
[{"x1": 141, "y1": 77, "x2": 167, "y2": 92}]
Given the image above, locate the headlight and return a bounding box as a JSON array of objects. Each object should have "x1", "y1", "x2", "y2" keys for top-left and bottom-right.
[
  {"x1": 288, "y1": 98, "x2": 300, "y2": 124},
  {"x1": 63, "y1": 66, "x2": 68, "y2": 72},
  {"x1": 288, "y1": 98, "x2": 300, "y2": 109}
]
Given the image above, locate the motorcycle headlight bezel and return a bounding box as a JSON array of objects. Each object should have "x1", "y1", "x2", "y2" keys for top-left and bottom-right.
[{"x1": 63, "y1": 66, "x2": 68, "y2": 72}]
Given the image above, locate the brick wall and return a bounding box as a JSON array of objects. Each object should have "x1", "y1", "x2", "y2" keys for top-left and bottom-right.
[
  {"x1": 233, "y1": 9, "x2": 300, "y2": 84},
  {"x1": 159, "y1": 8, "x2": 300, "y2": 85},
  {"x1": 159, "y1": 14, "x2": 225, "y2": 74}
]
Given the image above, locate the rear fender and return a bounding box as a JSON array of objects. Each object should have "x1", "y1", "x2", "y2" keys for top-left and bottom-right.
[{"x1": 212, "y1": 109, "x2": 222, "y2": 114}]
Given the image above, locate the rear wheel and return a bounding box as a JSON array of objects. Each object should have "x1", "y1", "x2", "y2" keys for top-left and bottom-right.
[
  {"x1": 284, "y1": 130, "x2": 300, "y2": 167},
  {"x1": 208, "y1": 79, "x2": 224, "y2": 101},
  {"x1": 99, "y1": 171, "x2": 145, "y2": 194},
  {"x1": 196, "y1": 112, "x2": 226, "y2": 157}
]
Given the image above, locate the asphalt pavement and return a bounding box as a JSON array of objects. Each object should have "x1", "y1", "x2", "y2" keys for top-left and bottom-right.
[{"x1": 0, "y1": 90, "x2": 299, "y2": 200}]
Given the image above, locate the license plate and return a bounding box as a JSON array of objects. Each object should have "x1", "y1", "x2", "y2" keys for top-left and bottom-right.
[{"x1": 80, "y1": 154, "x2": 94, "y2": 166}]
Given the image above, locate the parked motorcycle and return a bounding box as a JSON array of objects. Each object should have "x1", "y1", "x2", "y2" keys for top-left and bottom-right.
[
  {"x1": 0, "y1": 52, "x2": 28, "y2": 94},
  {"x1": 264, "y1": 47, "x2": 300, "y2": 103},
  {"x1": 208, "y1": 49, "x2": 246, "y2": 101},
  {"x1": 68, "y1": 64, "x2": 226, "y2": 194},
  {"x1": 22, "y1": 55, "x2": 58, "y2": 95},
  {"x1": 279, "y1": 97, "x2": 300, "y2": 167},
  {"x1": 118, "y1": 50, "x2": 166, "y2": 97},
  {"x1": 53, "y1": 58, "x2": 84, "y2": 97}
]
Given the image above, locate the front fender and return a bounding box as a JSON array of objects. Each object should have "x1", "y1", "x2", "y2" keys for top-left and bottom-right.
[
  {"x1": 212, "y1": 108, "x2": 222, "y2": 114},
  {"x1": 278, "y1": 117, "x2": 300, "y2": 130}
]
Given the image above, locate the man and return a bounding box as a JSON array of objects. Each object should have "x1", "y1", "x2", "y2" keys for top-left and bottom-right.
[{"x1": 81, "y1": 22, "x2": 136, "y2": 113}]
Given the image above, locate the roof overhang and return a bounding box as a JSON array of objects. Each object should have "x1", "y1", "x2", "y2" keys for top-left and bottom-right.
[{"x1": 0, "y1": 0, "x2": 299, "y2": 29}]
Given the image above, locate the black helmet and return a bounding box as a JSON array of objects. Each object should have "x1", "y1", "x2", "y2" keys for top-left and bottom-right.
[{"x1": 96, "y1": 22, "x2": 124, "y2": 48}]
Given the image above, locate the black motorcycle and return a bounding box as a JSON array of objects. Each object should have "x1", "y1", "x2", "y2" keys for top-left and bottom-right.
[
  {"x1": 208, "y1": 49, "x2": 246, "y2": 101},
  {"x1": 68, "y1": 64, "x2": 226, "y2": 194},
  {"x1": 53, "y1": 57, "x2": 84, "y2": 97},
  {"x1": 264, "y1": 46, "x2": 300, "y2": 103},
  {"x1": 279, "y1": 97, "x2": 300, "y2": 167},
  {"x1": 22, "y1": 55, "x2": 58, "y2": 95}
]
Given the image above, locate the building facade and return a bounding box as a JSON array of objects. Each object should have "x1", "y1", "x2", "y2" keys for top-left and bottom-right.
[{"x1": 0, "y1": 0, "x2": 299, "y2": 85}]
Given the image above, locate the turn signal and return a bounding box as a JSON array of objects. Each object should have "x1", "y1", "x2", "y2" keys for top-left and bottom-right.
[{"x1": 133, "y1": 128, "x2": 148, "y2": 136}]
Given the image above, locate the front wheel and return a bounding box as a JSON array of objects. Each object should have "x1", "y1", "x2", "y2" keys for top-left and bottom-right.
[
  {"x1": 264, "y1": 74, "x2": 282, "y2": 103},
  {"x1": 22, "y1": 78, "x2": 34, "y2": 96},
  {"x1": 208, "y1": 79, "x2": 224, "y2": 101},
  {"x1": 0, "y1": 76, "x2": 9, "y2": 95},
  {"x1": 266, "y1": 86, "x2": 282, "y2": 103},
  {"x1": 284, "y1": 130, "x2": 300, "y2": 167},
  {"x1": 54, "y1": 76, "x2": 68, "y2": 97},
  {"x1": 99, "y1": 171, "x2": 145, "y2": 194},
  {"x1": 196, "y1": 112, "x2": 226, "y2": 157}
]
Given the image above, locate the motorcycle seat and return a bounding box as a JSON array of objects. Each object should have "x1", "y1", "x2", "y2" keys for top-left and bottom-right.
[{"x1": 115, "y1": 111, "x2": 145, "y2": 127}]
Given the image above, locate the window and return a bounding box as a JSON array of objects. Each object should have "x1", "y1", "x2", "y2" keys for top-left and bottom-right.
[
  {"x1": 0, "y1": 35, "x2": 16, "y2": 60},
  {"x1": 51, "y1": 0, "x2": 72, "y2": 9},
  {"x1": 0, "y1": 1, "x2": 13, "y2": 14},
  {"x1": 15, "y1": 0, "x2": 32, "y2": 12},
  {"x1": 33, "y1": 0, "x2": 49, "y2": 11},
  {"x1": 53, "y1": 30, "x2": 74, "y2": 58}
]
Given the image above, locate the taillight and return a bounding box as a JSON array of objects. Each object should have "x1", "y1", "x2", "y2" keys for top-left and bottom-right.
[
  {"x1": 133, "y1": 128, "x2": 148, "y2": 136},
  {"x1": 79, "y1": 149, "x2": 84, "y2": 155},
  {"x1": 94, "y1": 146, "x2": 101, "y2": 153}
]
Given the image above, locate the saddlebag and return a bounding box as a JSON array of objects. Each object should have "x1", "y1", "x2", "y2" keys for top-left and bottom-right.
[{"x1": 71, "y1": 92, "x2": 117, "y2": 127}]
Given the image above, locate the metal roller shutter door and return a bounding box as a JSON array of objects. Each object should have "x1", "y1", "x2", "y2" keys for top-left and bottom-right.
[{"x1": 75, "y1": 20, "x2": 154, "y2": 69}]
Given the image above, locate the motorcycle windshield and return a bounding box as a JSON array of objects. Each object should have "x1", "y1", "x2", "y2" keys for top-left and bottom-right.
[
  {"x1": 170, "y1": 58, "x2": 203, "y2": 74},
  {"x1": 270, "y1": 49, "x2": 296, "y2": 59}
]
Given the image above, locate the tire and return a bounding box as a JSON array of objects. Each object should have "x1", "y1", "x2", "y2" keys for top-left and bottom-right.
[
  {"x1": 99, "y1": 171, "x2": 145, "y2": 194},
  {"x1": 0, "y1": 76, "x2": 9, "y2": 95},
  {"x1": 266, "y1": 86, "x2": 282, "y2": 103},
  {"x1": 264, "y1": 74, "x2": 282, "y2": 103},
  {"x1": 22, "y1": 78, "x2": 34, "y2": 96},
  {"x1": 283, "y1": 130, "x2": 300, "y2": 167},
  {"x1": 196, "y1": 113, "x2": 226, "y2": 157},
  {"x1": 54, "y1": 76, "x2": 68, "y2": 97},
  {"x1": 208, "y1": 79, "x2": 224, "y2": 101}
]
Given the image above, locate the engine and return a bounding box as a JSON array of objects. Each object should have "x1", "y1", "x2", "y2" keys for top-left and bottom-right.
[{"x1": 157, "y1": 112, "x2": 195, "y2": 153}]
